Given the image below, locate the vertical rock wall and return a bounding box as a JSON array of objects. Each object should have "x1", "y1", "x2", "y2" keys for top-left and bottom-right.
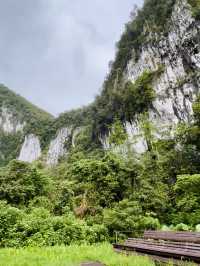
[
  {"x1": 0, "y1": 107, "x2": 25, "y2": 133},
  {"x1": 100, "y1": 0, "x2": 200, "y2": 154},
  {"x1": 46, "y1": 128, "x2": 71, "y2": 166},
  {"x1": 127, "y1": 0, "x2": 200, "y2": 128},
  {"x1": 18, "y1": 134, "x2": 41, "y2": 162}
]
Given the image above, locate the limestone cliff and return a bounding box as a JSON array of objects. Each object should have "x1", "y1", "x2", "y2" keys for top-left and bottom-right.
[
  {"x1": 101, "y1": 0, "x2": 200, "y2": 153},
  {"x1": 18, "y1": 134, "x2": 41, "y2": 163},
  {"x1": 0, "y1": 106, "x2": 25, "y2": 133},
  {"x1": 46, "y1": 128, "x2": 71, "y2": 166},
  {"x1": 0, "y1": 84, "x2": 53, "y2": 165}
]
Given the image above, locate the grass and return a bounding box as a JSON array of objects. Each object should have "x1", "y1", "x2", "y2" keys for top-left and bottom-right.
[
  {"x1": 0, "y1": 243, "x2": 196, "y2": 266},
  {"x1": 0, "y1": 243, "x2": 155, "y2": 266}
]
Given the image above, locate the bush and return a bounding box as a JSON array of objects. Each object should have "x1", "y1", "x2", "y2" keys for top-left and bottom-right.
[
  {"x1": 161, "y1": 225, "x2": 172, "y2": 231},
  {"x1": 175, "y1": 223, "x2": 190, "y2": 231},
  {"x1": 140, "y1": 216, "x2": 160, "y2": 230},
  {"x1": 0, "y1": 201, "x2": 23, "y2": 247},
  {"x1": 68, "y1": 153, "x2": 129, "y2": 209},
  {"x1": 173, "y1": 174, "x2": 200, "y2": 225},
  {"x1": 103, "y1": 199, "x2": 160, "y2": 240},
  {"x1": 0, "y1": 160, "x2": 48, "y2": 206},
  {"x1": 0, "y1": 202, "x2": 108, "y2": 248},
  {"x1": 195, "y1": 224, "x2": 200, "y2": 232}
]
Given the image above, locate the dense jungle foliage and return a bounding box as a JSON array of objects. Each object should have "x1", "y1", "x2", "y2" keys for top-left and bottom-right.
[{"x1": 0, "y1": 95, "x2": 200, "y2": 247}]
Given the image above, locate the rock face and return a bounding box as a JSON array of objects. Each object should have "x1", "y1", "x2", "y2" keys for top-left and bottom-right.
[
  {"x1": 101, "y1": 0, "x2": 200, "y2": 153},
  {"x1": 46, "y1": 128, "x2": 71, "y2": 166},
  {"x1": 0, "y1": 107, "x2": 24, "y2": 133},
  {"x1": 127, "y1": 0, "x2": 200, "y2": 124},
  {"x1": 0, "y1": 84, "x2": 54, "y2": 165},
  {"x1": 125, "y1": 121, "x2": 148, "y2": 153},
  {"x1": 100, "y1": 120, "x2": 148, "y2": 155},
  {"x1": 18, "y1": 134, "x2": 41, "y2": 162}
]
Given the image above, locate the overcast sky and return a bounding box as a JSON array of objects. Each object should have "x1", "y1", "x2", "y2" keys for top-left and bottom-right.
[{"x1": 0, "y1": 0, "x2": 143, "y2": 116}]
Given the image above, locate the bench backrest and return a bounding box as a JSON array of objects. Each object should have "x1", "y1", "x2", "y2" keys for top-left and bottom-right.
[{"x1": 143, "y1": 230, "x2": 200, "y2": 244}]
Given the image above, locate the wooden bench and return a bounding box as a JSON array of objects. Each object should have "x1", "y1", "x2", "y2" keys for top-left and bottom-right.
[
  {"x1": 113, "y1": 230, "x2": 200, "y2": 265},
  {"x1": 144, "y1": 230, "x2": 200, "y2": 244}
]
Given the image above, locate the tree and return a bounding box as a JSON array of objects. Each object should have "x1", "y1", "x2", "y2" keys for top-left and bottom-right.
[
  {"x1": 173, "y1": 174, "x2": 200, "y2": 225},
  {"x1": 103, "y1": 199, "x2": 160, "y2": 240},
  {"x1": 67, "y1": 153, "x2": 130, "y2": 211},
  {"x1": 109, "y1": 120, "x2": 127, "y2": 146},
  {"x1": 0, "y1": 160, "x2": 48, "y2": 206}
]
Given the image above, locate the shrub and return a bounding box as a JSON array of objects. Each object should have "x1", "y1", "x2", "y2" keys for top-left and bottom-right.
[
  {"x1": 173, "y1": 174, "x2": 200, "y2": 225},
  {"x1": 161, "y1": 225, "x2": 172, "y2": 231},
  {"x1": 195, "y1": 224, "x2": 200, "y2": 232},
  {"x1": 109, "y1": 120, "x2": 128, "y2": 146},
  {"x1": 175, "y1": 223, "x2": 190, "y2": 231},
  {"x1": 140, "y1": 216, "x2": 160, "y2": 230},
  {"x1": 0, "y1": 201, "x2": 23, "y2": 247},
  {"x1": 103, "y1": 199, "x2": 160, "y2": 240},
  {"x1": 0, "y1": 202, "x2": 108, "y2": 247},
  {"x1": 0, "y1": 160, "x2": 48, "y2": 206}
]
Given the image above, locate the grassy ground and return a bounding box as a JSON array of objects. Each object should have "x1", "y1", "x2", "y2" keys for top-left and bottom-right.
[{"x1": 0, "y1": 243, "x2": 155, "y2": 266}]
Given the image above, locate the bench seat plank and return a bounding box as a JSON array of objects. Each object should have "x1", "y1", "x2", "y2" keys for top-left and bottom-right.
[
  {"x1": 144, "y1": 231, "x2": 200, "y2": 244},
  {"x1": 113, "y1": 243, "x2": 200, "y2": 262},
  {"x1": 125, "y1": 238, "x2": 200, "y2": 251}
]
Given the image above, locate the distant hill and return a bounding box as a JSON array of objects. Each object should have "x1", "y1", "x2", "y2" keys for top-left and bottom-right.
[{"x1": 0, "y1": 84, "x2": 54, "y2": 165}]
